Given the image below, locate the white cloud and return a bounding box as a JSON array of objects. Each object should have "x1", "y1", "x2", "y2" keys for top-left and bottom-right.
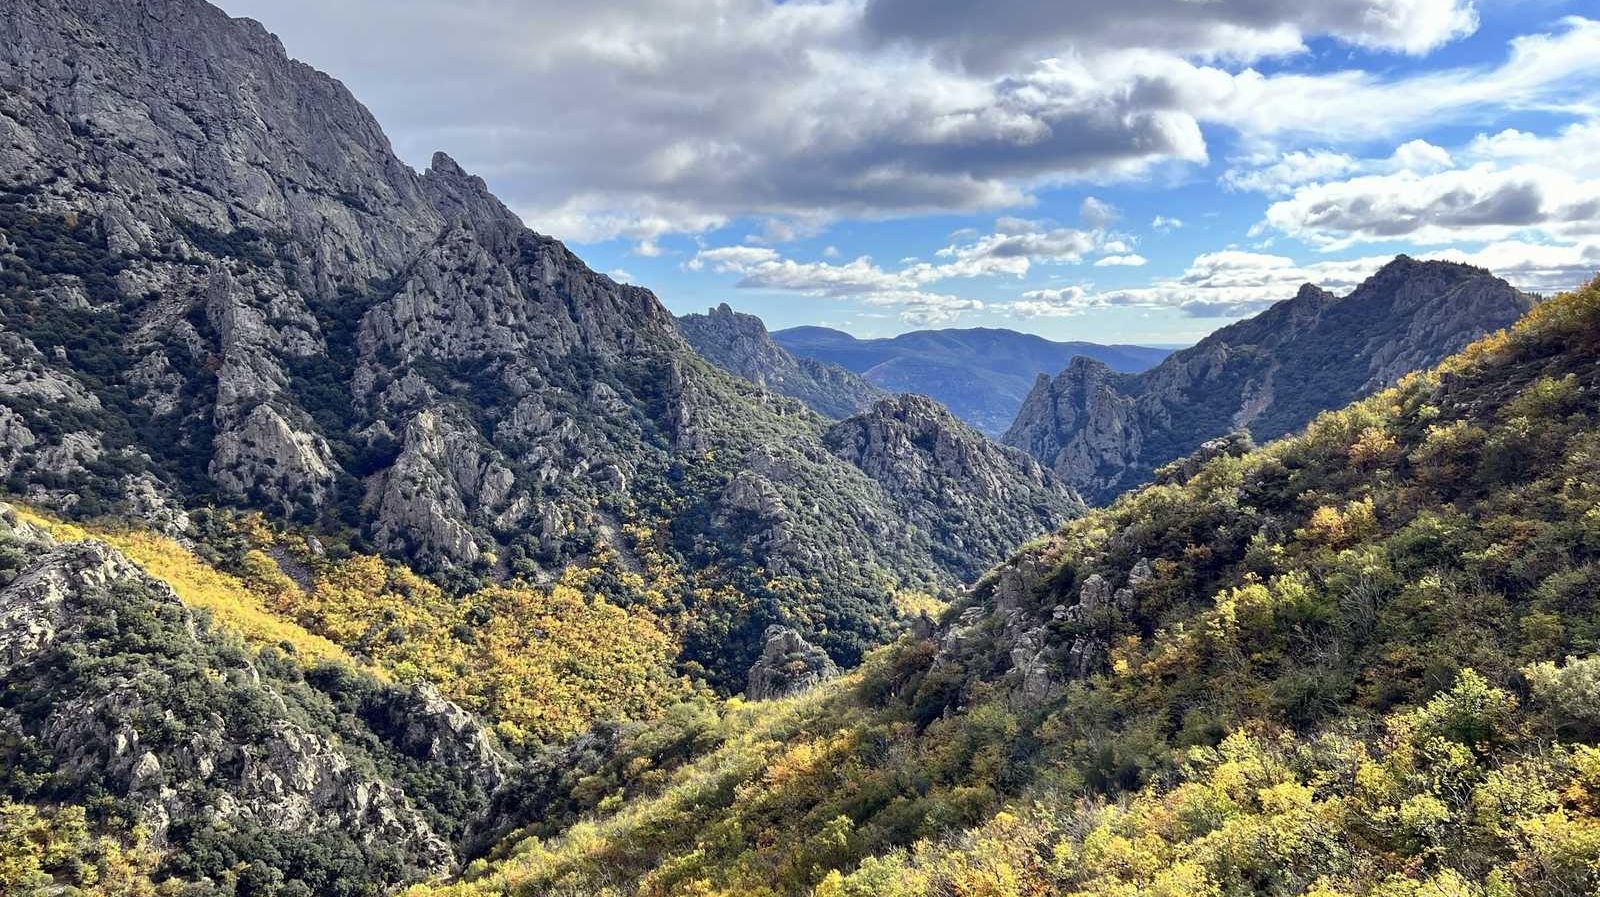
[
  {"x1": 1151, "y1": 215, "x2": 1184, "y2": 231},
  {"x1": 1004, "y1": 249, "x2": 1394, "y2": 318},
  {"x1": 1198, "y1": 17, "x2": 1600, "y2": 141},
  {"x1": 687, "y1": 245, "x2": 985, "y2": 324},
  {"x1": 1467, "y1": 120, "x2": 1600, "y2": 177},
  {"x1": 1079, "y1": 196, "x2": 1119, "y2": 228},
  {"x1": 1094, "y1": 254, "x2": 1149, "y2": 267},
  {"x1": 1010, "y1": 286, "x2": 1092, "y2": 318},
  {"x1": 1262, "y1": 163, "x2": 1600, "y2": 248},
  {"x1": 685, "y1": 215, "x2": 1129, "y2": 323},
  {"x1": 1419, "y1": 241, "x2": 1600, "y2": 293},
  {"x1": 1224, "y1": 139, "x2": 1454, "y2": 196},
  {"x1": 1223, "y1": 149, "x2": 1360, "y2": 195},
  {"x1": 214, "y1": 0, "x2": 1589, "y2": 245},
  {"x1": 608, "y1": 268, "x2": 635, "y2": 283}
]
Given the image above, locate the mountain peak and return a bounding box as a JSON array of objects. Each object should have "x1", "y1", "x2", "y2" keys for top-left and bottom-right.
[
  {"x1": 1006, "y1": 261, "x2": 1534, "y2": 503},
  {"x1": 678, "y1": 306, "x2": 883, "y2": 419},
  {"x1": 421, "y1": 151, "x2": 521, "y2": 231},
  {"x1": 1295, "y1": 282, "x2": 1335, "y2": 302},
  {"x1": 1368, "y1": 253, "x2": 1490, "y2": 284},
  {"x1": 826, "y1": 394, "x2": 1084, "y2": 577}
]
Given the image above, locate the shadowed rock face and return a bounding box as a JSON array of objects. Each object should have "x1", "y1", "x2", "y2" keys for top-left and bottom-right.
[
  {"x1": 1004, "y1": 257, "x2": 1537, "y2": 504},
  {"x1": 678, "y1": 303, "x2": 884, "y2": 419},
  {"x1": 825, "y1": 394, "x2": 1085, "y2": 580},
  {"x1": 746, "y1": 625, "x2": 839, "y2": 700}
]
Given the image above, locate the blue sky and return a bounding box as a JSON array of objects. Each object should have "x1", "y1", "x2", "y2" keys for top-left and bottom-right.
[{"x1": 219, "y1": 0, "x2": 1600, "y2": 345}]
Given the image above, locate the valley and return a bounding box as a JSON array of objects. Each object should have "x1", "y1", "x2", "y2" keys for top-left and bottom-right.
[{"x1": 1, "y1": 1, "x2": 1597, "y2": 896}]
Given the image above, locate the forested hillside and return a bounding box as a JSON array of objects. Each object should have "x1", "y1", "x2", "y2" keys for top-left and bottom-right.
[{"x1": 399, "y1": 277, "x2": 1600, "y2": 897}]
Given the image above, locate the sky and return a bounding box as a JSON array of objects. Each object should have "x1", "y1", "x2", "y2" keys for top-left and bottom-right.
[{"x1": 215, "y1": 0, "x2": 1600, "y2": 345}]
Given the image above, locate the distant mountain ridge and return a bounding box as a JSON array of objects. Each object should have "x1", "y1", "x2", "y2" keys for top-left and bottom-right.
[
  {"x1": 1003, "y1": 256, "x2": 1538, "y2": 503},
  {"x1": 677, "y1": 303, "x2": 884, "y2": 419},
  {"x1": 773, "y1": 325, "x2": 1170, "y2": 436}
]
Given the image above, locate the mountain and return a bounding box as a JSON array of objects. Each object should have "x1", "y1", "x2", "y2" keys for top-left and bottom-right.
[
  {"x1": 1004, "y1": 257, "x2": 1537, "y2": 503},
  {"x1": 677, "y1": 303, "x2": 884, "y2": 419},
  {"x1": 404, "y1": 274, "x2": 1600, "y2": 897},
  {"x1": 772, "y1": 326, "x2": 1170, "y2": 436},
  {"x1": 823, "y1": 395, "x2": 1083, "y2": 580},
  {"x1": 0, "y1": 0, "x2": 1079, "y2": 681},
  {"x1": 7, "y1": 1, "x2": 1599, "y2": 896}
]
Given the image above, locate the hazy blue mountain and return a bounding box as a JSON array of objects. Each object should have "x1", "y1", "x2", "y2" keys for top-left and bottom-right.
[{"x1": 771, "y1": 326, "x2": 1171, "y2": 436}]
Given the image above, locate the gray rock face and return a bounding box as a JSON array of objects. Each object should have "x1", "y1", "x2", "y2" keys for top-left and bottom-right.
[
  {"x1": 384, "y1": 682, "x2": 512, "y2": 794},
  {"x1": 1004, "y1": 258, "x2": 1536, "y2": 504},
  {"x1": 746, "y1": 625, "x2": 840, "y2": 700},
  {"x1": 826, "y1": 394, "x2": 1085, "y2": 579},
  {"x1": 678, "y1": 303, "x2": 884, "y2": 419},
  {"x1": 1003, "y1": 358, "x2": 1142, "y2": 501},
  {"x1": 932, "y1": 551, "x2": 1154, "y2": 711}
]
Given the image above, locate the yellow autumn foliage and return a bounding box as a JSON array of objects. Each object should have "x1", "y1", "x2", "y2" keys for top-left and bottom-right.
[
  {"x1": 15, "y1": 506, "x2": 688, "y2": 742},
  {"x1": 14, "y1": 506, "x2": 357, "y2": 669}
]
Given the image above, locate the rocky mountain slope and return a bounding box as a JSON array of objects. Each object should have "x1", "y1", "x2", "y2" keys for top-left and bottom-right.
[
  {"x1": 0, "y1": 503, "x2": 515, "y2": 892},
  {"x1": 0, "y1": 0, "x2": 1078, "y2": 677},
  {"x1": 774, "y1": 325, "x2": 1170, "y2": 436},
  {"x1": 824, "y1": 394, "x2": 1082, "y2": 579},
  {"x1": 407, "y1": 273, "x2": 1600, "y2": 897},
  {"x1": 1004, "y1": 257, "x2": 1536, "y2": 503},
  {"x1": 677, "y1": 303, "x2": 883, "y2": 419}
]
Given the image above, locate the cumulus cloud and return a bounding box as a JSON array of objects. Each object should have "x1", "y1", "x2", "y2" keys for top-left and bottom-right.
[
  {"x1": 1262, "y1": 164, "x2": 1600, "y2": 248},
  {"x1": 1421, "y1": 241, "x2": 1600, "y2": 294},
  {"x1": 212, "y1": 0, "x2": 1600, "y2": 246},
  {"x1": 1221, "y1": 139, "x2": 1454, "y2": 197},
  {"x1": 1010, "y1": 286, "x2": 1092, "y2": 318},
  {"x1": 687, "y1": 245, "x2": 983, "y2": 324},
  {"x1": 1094, "y1": 254, "x2": 1149, "y2": 267},
  {"x1": 686, "y1": 215, "x2": 1131, "y2": 322},
  {"x1": 1003, "y1": 250, "x2": 1395, "y2": 318},
  {"x1": 861, "y1": 0, "x2": 1478, "y2": 70}
]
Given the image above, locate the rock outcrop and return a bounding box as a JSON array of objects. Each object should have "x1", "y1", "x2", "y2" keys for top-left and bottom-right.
[
  {"x1": 746, "y1": 625, "x2": 840, "y2": 700},
  {"x1": 0, "y1": 518, "x2": 482, "y2": 881},
  {"x1": 678, "y1": 303, "x2": 883, "y2": 419},
  {"x1": 1004, "y1": 258, "x2": 1536, "y2": 503},
  {"x1": 825, "y1": 394, "x2": 1084, "y2": 579}
]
